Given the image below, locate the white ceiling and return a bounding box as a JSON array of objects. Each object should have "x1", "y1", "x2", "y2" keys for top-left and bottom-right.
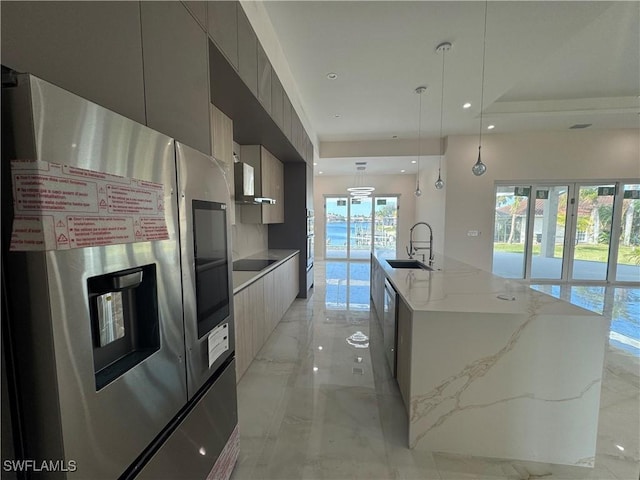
[{"x1": 263, "y1": 1, "x2": 640, "y2": 175}]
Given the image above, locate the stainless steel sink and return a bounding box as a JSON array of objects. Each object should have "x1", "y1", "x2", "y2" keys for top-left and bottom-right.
[{"x1": 386, "y1": 259, "x2": 433, "y2": 270}]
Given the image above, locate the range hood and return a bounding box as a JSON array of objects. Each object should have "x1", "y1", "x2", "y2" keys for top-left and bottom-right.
[{"x1": 234, "y1": 162, "x2": 276, "y2": 205}]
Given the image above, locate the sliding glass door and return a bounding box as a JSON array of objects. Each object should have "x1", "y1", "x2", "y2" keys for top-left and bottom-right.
[
  {"x1": 325, "y1": 195, "x2": 399, "y2": 260},
  {"x1": 493, "y1": 181, "x2": 640, "y2": 284},
  {"x1": 349, "y1": 196, "x2": 373, "y2": 259},
  {"x1": 529, "y1": 185, "x2": 569, "y2": 280},
  {"x1": 616, "y1": 184, "x2": 640, "y2": 282},
  {"x1": 570, "y1": 184, "x2": 615, "y2": 281},
  {"x1": 326, "y1": 197, "x2": 349, "y2": 259}
]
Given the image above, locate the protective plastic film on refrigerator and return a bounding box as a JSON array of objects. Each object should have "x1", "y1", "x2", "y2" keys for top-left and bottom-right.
[{"x1": 1, "y1": 75, "x2": 237, "y2": 479}]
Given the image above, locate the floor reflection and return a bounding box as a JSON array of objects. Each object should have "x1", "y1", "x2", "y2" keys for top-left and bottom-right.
[
  {"x1": 231, "y1": 260, "x2": 639, "y2": 480},
  {"x1": 531, "y1": 284, "x2": 640, "y2": 357},
  {"x1": 324, "y1": 260, "x2": 371, "y2": 311}
]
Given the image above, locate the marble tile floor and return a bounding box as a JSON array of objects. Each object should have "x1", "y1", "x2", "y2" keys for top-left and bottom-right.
[{"x1": 230, "y1": 260, "x2": 639, "y2": 480}]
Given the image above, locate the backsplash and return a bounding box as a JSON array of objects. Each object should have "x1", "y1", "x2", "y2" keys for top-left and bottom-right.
[{"x1": 231, "y1": 223, "x2": 267, "y2": 260}]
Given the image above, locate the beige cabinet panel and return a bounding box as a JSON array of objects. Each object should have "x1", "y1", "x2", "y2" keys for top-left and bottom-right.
[
  {"x1": 211, "y1": 106, "x2": 235, "y2": 224},
  {"x1": 233, "y1": 254, "x2": 298, "y2": 383},
  {"x1": 233, "y1": 277, "x2": 264, "y2": 381}
]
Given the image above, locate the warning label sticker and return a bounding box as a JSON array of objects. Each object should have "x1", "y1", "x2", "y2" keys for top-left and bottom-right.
[{"x1": 10, "y1": 160, "x2": 170, "y2": 251}]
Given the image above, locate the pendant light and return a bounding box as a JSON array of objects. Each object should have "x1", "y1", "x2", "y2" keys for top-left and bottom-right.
[
  {"x1": 347, "y1": 162, "x2": 374, "y2": 197},
  {"x1": 414, "y1": 86, "x2": 426, "y2": 197},
  {"x1": 472, "y1": 1, "x2": 488, "y2": 176},
  {"x1": 434, "y1": 41, "x2": 451, "y2": 190}
]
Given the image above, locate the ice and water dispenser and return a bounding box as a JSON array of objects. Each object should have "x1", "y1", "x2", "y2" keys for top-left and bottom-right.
[{"x1": 87, "y1": 264, "x2": 159, "y2": 390}]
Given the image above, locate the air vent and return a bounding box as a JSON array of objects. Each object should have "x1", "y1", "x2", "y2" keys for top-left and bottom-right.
[
  {"x1": 569, "y1": 123, "x2": 592, "y2": 129},
  {"x1": 355, "y1": 161, "x2": 367, "y2": 165},
  {"x1": 357, "y1": 166, "x2": 366, "y2": 171}
]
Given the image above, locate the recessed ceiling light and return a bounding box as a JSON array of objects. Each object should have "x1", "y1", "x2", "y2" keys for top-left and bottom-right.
[
  {"x1": 401, "y1": 169, "x2": 406, "y2": 173},
  {"x1": 313, "y1": 366, "x2": 319, "y2": 372},
  {"x1": 313, "y1": 162, "x2": 318, "y2": 166},
  {"x1": 326, "y1": 72, "x2": 338, "y2": 80},
  {"x1": 463, "y1": 102, "x2": 472, "y2": 109},
  {"x1": 487, "y1": 124, "x2": 495, "y2": 130},
  {"x1": 411, "y1": 160, "x2": 417, "y2": 164},
  {"x1": 318, "y1": 171, "x2": 323, "y2": 174}
]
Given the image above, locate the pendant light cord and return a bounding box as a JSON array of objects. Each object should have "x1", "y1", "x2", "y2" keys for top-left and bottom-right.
[
  {"x1": 439, "y1": 47, "x2": 446, "y2": 169},
  {"x1": 478, "y1": 1, "x2": 488, "y2": 147},
  {"x1": 418, "y1": 88, "x2": 423, "y2": 172}
]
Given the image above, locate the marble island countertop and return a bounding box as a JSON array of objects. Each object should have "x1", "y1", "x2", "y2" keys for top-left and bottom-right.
[
  {"x1": 372, "y1": 249, "x2": 609, "y2": 470},
  {"x1": 232, "y1": 249, "x2": 299, "y2": 294},
  {"x1": 373, "y1": 250, "x2": 597, "y2": 318}
]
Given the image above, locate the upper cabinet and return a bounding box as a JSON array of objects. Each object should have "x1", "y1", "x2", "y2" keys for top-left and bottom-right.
[
  {"x1": 182, "y1": 1, "x2": 207, "y2": 29},
  {"x1": 282, "y1": 93, "x2": 293, "y2": 143},
  {"x1": 208, "y1": 1, "x2": 238, "y2": 70},
  {"x1": 270, "y1": 73, "x2": 284, "y2": 130},
  {"x1": 237, "y1": 5, "x2": 258, "y2": 96},
  {"x1": 239, "y1": 146, "x2": 284, "y2": 224},
  {"x1": 141, "y1": 2, "x2": 211, "y2": 155},
  {"x1": 257, "y1": 44, "x2": 272, "y2": 114},
  {"x1": 211, "y1": 105, "x2": 236, "y2": 225},
  {"x1": 0, "y1": 1, "x2": 146, "y2": 125}
]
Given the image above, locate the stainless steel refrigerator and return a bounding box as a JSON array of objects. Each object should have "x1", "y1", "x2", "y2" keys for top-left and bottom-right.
[{"x1": 2, "y1": 75, "x2": 238, "y2": 479}]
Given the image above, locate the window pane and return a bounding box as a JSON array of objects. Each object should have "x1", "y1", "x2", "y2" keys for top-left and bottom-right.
[
  {"x1": 616, "y1": 184, "x2": 640, "y2": 282},
  {"x1": 374, "y1": 197, "x2": 397, "y2": 258},
  {"x1": 531, "y1": 186, "x2": 568, "y2": 279},
  {"x1": 493, "y1": 186, "x2": 530, "y2": 278},
  {"x1": 348, "y1": 196, "x2": 372, "y2": 259},
  {"x1": 326, "y1": 197, "x2": 348, "y2": 259},
  {"x1": 572, "y1": 185, "x2": 614, "y2": 281}
]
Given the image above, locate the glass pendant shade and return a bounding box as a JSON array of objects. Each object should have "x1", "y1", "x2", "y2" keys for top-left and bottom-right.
[
  {"x1": 472, "y1": 146, "x2": 487, "y2": 176},
  {"x1": 435, "y1": 169, "x2": 445, "y2": 189},
  {"x1": 414, "y1": 179, "x2": 422, "y2": 197}
]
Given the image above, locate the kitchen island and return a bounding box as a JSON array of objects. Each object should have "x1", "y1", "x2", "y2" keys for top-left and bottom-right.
[{"x1": 371, "y1": 251, "x2": 608, "y2": 469}]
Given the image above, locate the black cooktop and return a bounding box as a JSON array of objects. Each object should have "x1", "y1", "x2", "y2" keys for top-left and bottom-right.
[{"x1": 232, "y1": 259, "x2": 278, "y2": 271}]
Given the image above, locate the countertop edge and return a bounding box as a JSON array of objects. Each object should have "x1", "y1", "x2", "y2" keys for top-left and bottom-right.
[
  {"x1": 232, "y1": 249, "x2": 300, "y2": 294},
  {"x1": 372, "y1": 251, "x2": 601, "y2": 318}
]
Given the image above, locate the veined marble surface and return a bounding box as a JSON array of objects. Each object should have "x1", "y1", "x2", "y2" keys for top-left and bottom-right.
[
  {"x1": 230, "y1": 260, "x2": 639, "y2": 480},
  {"x1": 372, "y1": 253, "x2": 609, "y2": 467},
  {"x1": 376, "y1": 251, "x2": 601, "y2": 317}
]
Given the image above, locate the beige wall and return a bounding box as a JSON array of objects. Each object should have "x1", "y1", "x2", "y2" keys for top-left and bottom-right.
[
  {"x1": 414, "y1": 156, "x2": 447, "y2": 256},
  {"x1": 313, "y1": 174, "x2": 417, "y2": 259},
  {"x1": 443, "y1": 129, "x2": 640, "y2": 271}
]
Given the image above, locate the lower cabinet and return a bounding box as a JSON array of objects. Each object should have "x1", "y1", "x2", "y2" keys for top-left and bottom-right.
[
  {"x1": 234, "y1": 277, "x2": 264, "y2": 380},
  {"x1": 233, "y1": 254, "x2": 299, "y2": 381},
  {"x1": 396, "y1": 298, "x2": 412, "y2": 414}
]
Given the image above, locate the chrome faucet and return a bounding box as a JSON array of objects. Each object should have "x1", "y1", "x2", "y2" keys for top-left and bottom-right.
[{"x1": 406, "y1": 222, "x2": 434, "y2": 265}]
